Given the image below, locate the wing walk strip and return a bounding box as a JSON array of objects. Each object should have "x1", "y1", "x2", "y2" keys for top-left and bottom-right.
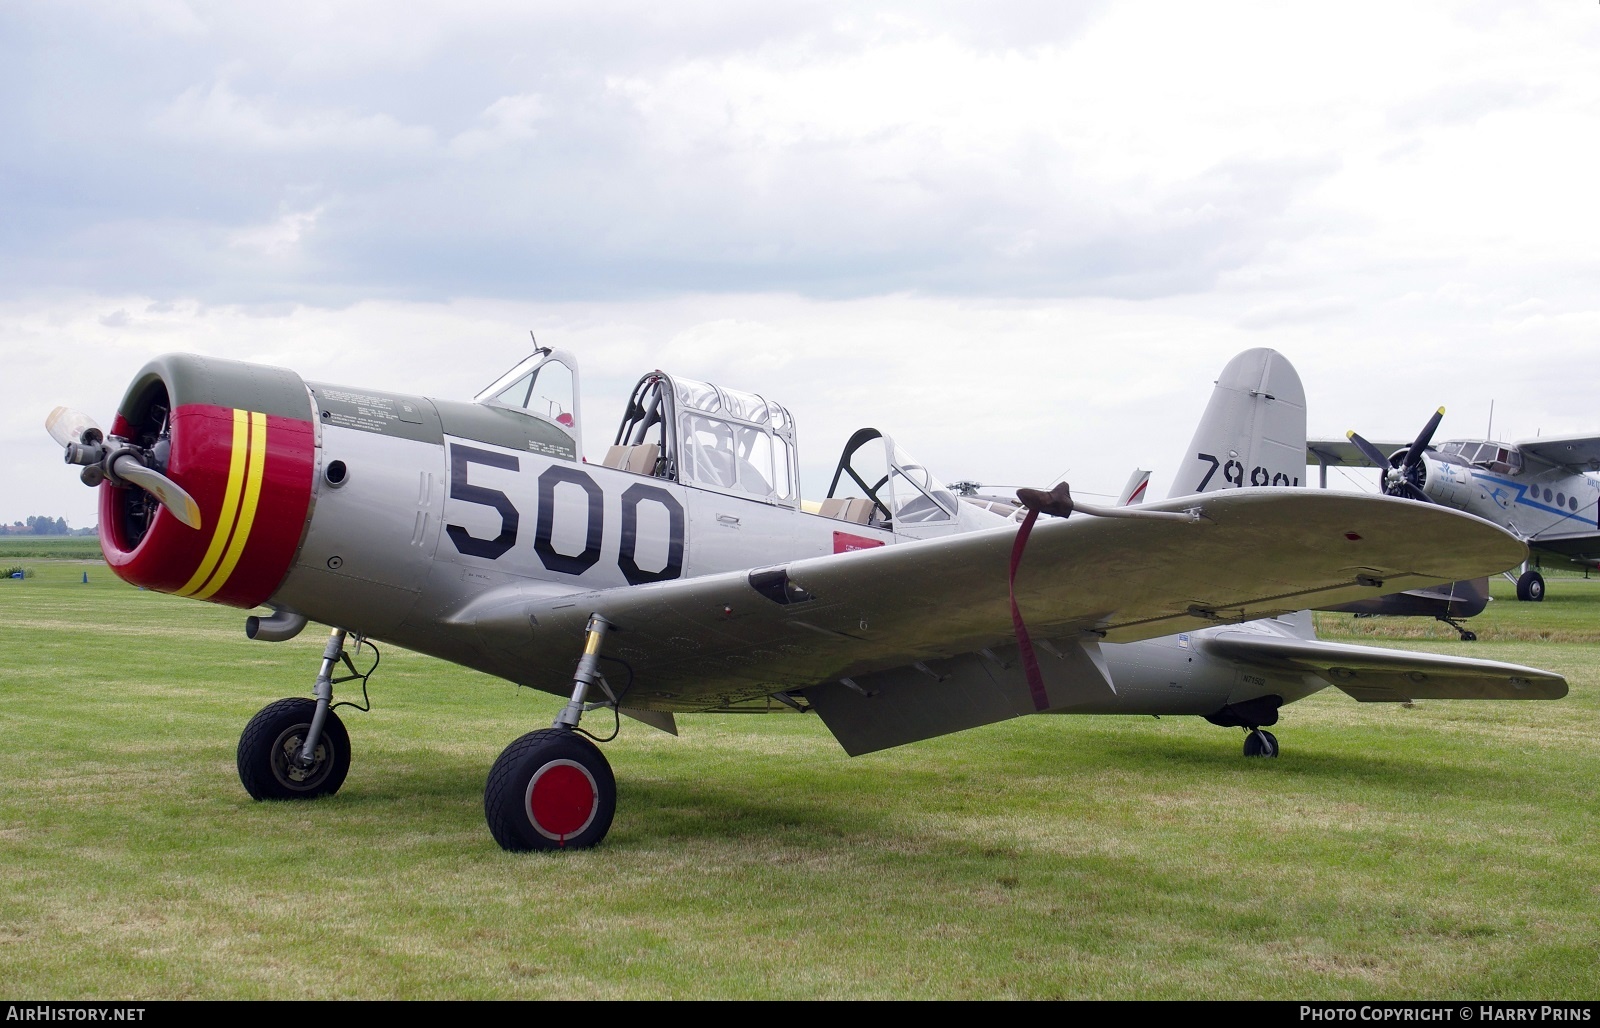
[{"x1": 176, "y1": 409, "x2": 267, "y2": 599}]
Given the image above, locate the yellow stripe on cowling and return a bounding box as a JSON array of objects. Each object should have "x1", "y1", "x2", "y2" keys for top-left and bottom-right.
[
  {"x1": 195, "y1": 411, "x2": 267, "y2": 601},
  {"x1": 177, "y1": 409, "x2": 249, "y2": 597}
]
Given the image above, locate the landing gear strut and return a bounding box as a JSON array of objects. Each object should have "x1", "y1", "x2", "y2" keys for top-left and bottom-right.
[
  {"x1": 1437, "y1": 615, "x2": 1477, "y2": 642},
  {"x1": 485, "y1": 614, "x2": 620, "y2": 851},
  {"x1": 237, "y1": 697, "x2": 351, "y2": 799},
  {"x1": 237, "y1": 627, "x2": 357, "y2": 800}
]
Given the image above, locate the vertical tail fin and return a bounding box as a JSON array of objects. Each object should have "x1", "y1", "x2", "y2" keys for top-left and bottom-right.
[
  {"x1": 1116, "y1": 468, "x2": 1151, "y2": 506},
  {"x1": 1166, "y1": 348, "x2": 1307, "y2": 499}
]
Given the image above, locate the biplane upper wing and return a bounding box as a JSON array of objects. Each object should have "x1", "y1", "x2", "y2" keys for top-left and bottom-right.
[
  {"x1": 1198, "y1": 631, "x2": 1566, "y2": 702},
  {"x1": 1306, "y1": 438, "x2": 1408, "y2": 468},
  {"x1": 1516, "y1": 433, "x2": 1600, "y2": 473},
  {"x1": 451, "y1": 489, "x2": 1527, "y2": 723}
]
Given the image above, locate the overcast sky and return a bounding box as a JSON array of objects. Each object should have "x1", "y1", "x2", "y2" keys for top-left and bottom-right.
[{"x1": 6, "y1": 1, "x2": 1599, "y2": 529}]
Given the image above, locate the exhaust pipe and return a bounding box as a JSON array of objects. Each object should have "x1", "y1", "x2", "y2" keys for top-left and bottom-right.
[{"x1": 246, "y1": 607, "x2": 308, "y2": 642}]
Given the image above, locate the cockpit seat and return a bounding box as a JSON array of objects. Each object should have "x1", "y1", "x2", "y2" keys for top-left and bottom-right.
[
  {"x1": 818, "y1": 497, "x2": 875, "y2": 524},
  {"x1": 603, "y1": 443, "x2": 660, "y2": 476}
]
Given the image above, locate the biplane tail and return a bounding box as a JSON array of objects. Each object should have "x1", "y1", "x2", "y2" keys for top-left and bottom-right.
[{"x1": 1165, "y1": 348, "x2": 1308, "y2": 499}]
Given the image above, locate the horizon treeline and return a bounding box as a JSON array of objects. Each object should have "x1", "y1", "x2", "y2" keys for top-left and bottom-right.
[{"x1": 1, "y1": 516, "x2": 96, "y2": 536}]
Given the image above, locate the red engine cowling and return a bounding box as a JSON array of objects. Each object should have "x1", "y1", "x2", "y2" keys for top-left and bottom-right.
[{"x1": 99, "y1": 354, "x2": 317, "y2": 608}]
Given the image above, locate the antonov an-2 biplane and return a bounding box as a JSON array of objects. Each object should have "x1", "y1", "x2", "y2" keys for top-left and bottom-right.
[
  {"x1": 46, "y1": 345, "x2": 1565, "y2": 851},
  {"x1": 1312, "y1": 409, "x2": 1600, "y2": 603}
]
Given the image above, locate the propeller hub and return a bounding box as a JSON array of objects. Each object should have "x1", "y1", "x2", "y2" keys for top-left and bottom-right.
[{"x1": 63, "y1": 440, "x2": 107, "y2": 467}]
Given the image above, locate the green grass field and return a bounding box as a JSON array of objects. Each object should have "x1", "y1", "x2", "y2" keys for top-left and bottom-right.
[{"x1": 1, "y1": 551, "x2": 1597, "y2": 999}]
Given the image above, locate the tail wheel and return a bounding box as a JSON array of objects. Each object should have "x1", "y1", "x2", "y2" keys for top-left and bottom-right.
[
  {"x1": 237, "y1": 697, "x2": 351, "y2": 800},
  {"x1": 484, "y1": 728, "x2": 616, "y2": 852},
  {"x1": 1243, "y1": 729, "x2": 1279, "y2": 758}
]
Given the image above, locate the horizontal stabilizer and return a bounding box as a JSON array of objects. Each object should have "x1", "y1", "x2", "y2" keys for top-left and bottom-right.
[{"x1": 1198, "y1": 631, "x2": 1566, "y2": 702}]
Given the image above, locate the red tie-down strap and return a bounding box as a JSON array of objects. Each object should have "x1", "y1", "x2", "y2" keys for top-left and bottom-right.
[{"x1": 1008, "y1": 483, "x2": 1075, "y2": 712}]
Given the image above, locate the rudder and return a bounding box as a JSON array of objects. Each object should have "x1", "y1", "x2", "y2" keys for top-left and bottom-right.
[{"x1": 1166, "y1": 348, "x2": 1307, "y2": 499}]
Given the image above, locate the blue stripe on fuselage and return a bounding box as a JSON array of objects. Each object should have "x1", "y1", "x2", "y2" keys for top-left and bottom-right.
[{"x1": 1469, "y1": 471, "x2": 1593, "y2": 523}]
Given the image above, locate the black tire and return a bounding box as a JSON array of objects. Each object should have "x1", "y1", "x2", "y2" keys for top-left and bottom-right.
[
  {"x1": 237, "y1": 698, "x2": 351, "y2": 801},
  {"x1": 484, "y1": 728, "x2": 615, "y2": 852},
  {"x1": 1516, "y1": 570, "x2": 1545, "y2": 602},
  {"x1": 1243, "y1": 729, "x2": 1279, "y2": 758},
  {"x1": 1461, "y1": 630, "x2": 1477, "y2": 642}
]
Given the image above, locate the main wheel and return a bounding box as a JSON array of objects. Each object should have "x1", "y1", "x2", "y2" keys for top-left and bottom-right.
[
  {"x1": 1516, "y1": 570, "x2": 1545, "y2": 602},
  {"x1": 1243, "y1": 729, "x2": 1279, "y2": 758},
  {"x1": 237, "y1": 697, "x2": 351, "y2": 800},
  {"x1": 484, "y1": 728, "x2": 616, "y2": 852}
]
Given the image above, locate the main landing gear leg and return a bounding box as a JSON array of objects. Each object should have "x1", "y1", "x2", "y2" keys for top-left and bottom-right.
[
  {"x1": 484, "y1": 614, "x2": 619, "y2": 852},
  {"x1": 237, "y1": 627, "x2": 353, "y2": 800},
  {"x1": 1437, "y1": 615, "x2": 1477, "y2": 642}
]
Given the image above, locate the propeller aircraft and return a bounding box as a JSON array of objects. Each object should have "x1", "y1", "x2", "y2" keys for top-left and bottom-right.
[
  {"x1": 1311, "y1": 410, "x2": 1600, "y2": 602},
  {"x1": 45, "y1": 345, "x2": 1565, "y2": 852}
]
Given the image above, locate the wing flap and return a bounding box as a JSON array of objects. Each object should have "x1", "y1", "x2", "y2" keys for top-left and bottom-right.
[
  {"x1": 1198, "y1": 632, "x2": 1567, "y2": 702},
  {"x1": 807, "y1": 634, "x2": 1115, "y2": 755}
]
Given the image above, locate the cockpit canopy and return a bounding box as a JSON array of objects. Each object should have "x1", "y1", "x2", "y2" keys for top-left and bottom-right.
[
  {"x1": 1437, "y1": 439, "x2": 1521, "y2": 475},
  {"x1": 825, "y1": 428, "x2": 961, "y2": 529},
  {"x1": 612, "y1": 371, "x2": 799, "y2": 506},
  {"x1": 475, "y1": 347, "x2": 583, "y2": 451}
]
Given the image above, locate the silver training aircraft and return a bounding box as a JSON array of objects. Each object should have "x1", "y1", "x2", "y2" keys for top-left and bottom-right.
[{"x1": 46, "y1": 346, "x2": 1564, "y2": 851}]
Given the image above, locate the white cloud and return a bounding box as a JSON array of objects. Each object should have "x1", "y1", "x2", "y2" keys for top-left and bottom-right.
[
  {"x1": 152, "y1": 81, "x2": 434, "y2": 152},
  {"x1": 448, "y1": 93, "x2": 550, "y2": 157},
  {"x1": 227, "y1": 207, "x2": 323, "y2": 256}
]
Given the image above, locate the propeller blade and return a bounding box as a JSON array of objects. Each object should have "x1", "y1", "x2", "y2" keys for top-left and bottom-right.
[
  {"x1": 46, "y1": 406, "x2": 104, "y2": 448},
  {"x1": 110, "y1": 454, "x2": 203, "y2": 530},
  {"x1": 1403, "y1": 407, "x2": 1446, "y2": 470},
  {"x1": 1344, "y1": 431, "x2": 1393, "y2": 469}
]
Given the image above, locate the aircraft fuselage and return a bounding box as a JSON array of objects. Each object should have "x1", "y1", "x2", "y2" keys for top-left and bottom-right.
[{"x1": 1418, "y1": 451, "x2": 1600, "y2": 564}]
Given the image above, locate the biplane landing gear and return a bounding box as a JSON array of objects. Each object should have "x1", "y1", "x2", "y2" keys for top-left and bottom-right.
[
  {"x1": 1243, "y1": 728, "x2": 1279, "y2": 758},
  {"x1": 1516, "y1": 569, "x2": 1545, "y2": 602},
  {"x1": 1438, "y1": 615, "x2": 1476, "y2": 642},
  {"x1": 485, "y1": 613, "x2": 619, "y2": 852},
  {"x1": 237, "y1": 627, "x2": 355, "y2": 801}
]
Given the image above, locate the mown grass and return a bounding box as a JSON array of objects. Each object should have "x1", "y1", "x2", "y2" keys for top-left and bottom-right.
[
  {"x1": 1314, "y1": 567, "x2": 1600, "y2": 644},
  {"x1": 0, "y1": 559, "x2": 1596, "y2": 1000}
]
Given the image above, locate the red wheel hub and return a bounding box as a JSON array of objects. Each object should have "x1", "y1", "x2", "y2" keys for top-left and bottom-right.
[{"x1": 524, "y1": 759, "x2": 598, "y2": 845}]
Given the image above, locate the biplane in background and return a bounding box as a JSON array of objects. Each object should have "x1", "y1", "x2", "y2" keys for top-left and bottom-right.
[
  {"x1": 1312, "y1": 411, "x2": 1600, "y2": 602},
  {"x1": 45, "y1": 346, "x2": 1563, "y2": 852}
]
